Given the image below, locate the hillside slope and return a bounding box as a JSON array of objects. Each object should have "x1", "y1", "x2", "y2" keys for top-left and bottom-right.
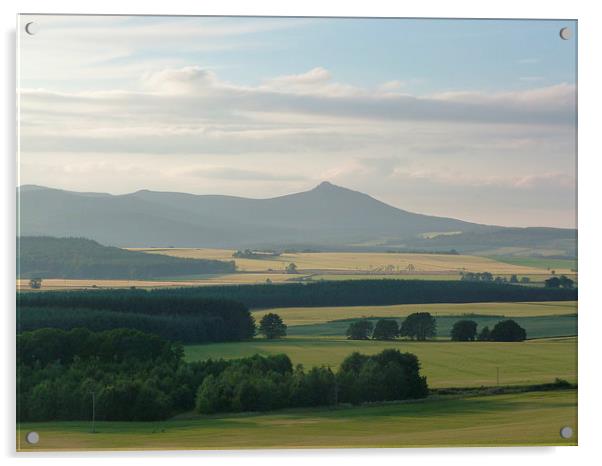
[
  {"x1": 17, "y1": 236, "x2": 235, "y2": 279},
  {"x1": 17, "y1": 183, "x2": 574, "y2": 253}
]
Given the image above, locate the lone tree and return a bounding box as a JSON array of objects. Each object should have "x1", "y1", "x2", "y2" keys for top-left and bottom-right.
[
  {"x1": 400, "y1": 312, "x2": 436, "y2": 341},
  {"x1": 372, "y1": 319, "x2": 399, "y2": 340},
  {"x1": 346, "y1": 319, "x2": 374, "y2": 340},
  {"x1": 477, "y1": 326, "x2": 491, "y2": 341},
  {"x1": 285, "y1": 263, "x2": 298, "y2": 274},
  {"x1": 29, "y1": 278, "x2": 42, "y2": 289},
  {"x1": 450, "y1": 320, "x2": 478, "y2": 341},
  {"x1": 489, "y1": 320, "x2": 527, "y2": 342},
  {"x1": 258, "y1": 313, "x2": 287, "y2": 339}
]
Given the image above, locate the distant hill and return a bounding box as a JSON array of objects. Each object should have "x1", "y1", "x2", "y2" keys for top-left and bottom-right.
[
  {"x1": 17, "y1": 183, "x2": 576, "y2": 255},
  {"x1": 17, "y1": 237, "x2": 235, "y2": 279},
  {"x1": 403, "y1": 227, "x2": 577, "y2": 257}
]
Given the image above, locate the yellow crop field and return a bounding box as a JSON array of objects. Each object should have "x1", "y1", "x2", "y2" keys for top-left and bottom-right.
[
  {"x1": 252, "y1": 301, "x2": 578, "y2": 326},
  {"x1": 16, "y1": 273, "x2": 296, "y2": 291},
  {"x1": 130, "y1": 248, "x2": 570, "y2": 275}
]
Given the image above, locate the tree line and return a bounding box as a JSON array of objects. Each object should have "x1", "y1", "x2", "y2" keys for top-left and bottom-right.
[
  {"x1": 196, "y1": 349, "x2": 427, "y2": 414},
  {"x1": 17, "y1": 328, "x2": 428, "y2": 421},
  {"x1": 346, "y1": 313, "x2": 528, "y2": 342},
  {"x1": 18, "y1": 289, "x2": 256, "y2": 344},
  {"x1": 143, "y1": 279, "x2": 577, "y2": 309},
  {"x1": 346, "y1": 312, "x2": 436, "y2": 341}
]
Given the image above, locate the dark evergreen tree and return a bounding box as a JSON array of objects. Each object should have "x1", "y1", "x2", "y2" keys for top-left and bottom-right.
[
  {"x1": 258, "y1": 313, "x2": 287, "y2": 339},
  {"x1": 450, "y1": 320, "x2": 478, "y2": 341}
]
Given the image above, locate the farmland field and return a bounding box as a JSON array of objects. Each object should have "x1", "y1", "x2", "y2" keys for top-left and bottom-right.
[
  {"x1": 131, "y1": 248, "x2": 574, "y2": 275},
  {"x1": 286, "y1": 315, "x2": 576, "y2": 339},
  {"x1": 17, "y1": 390, "x2": 577, "y2": 450},
  {"x1": 488, "y1": 256, "x2": 577, "y2": 271},
  {"x1": 186, "y1": 337, "x2": 577, "y2": 388},
  {"x1": 253, "y1": 301, "x2": 577, "y2": 325},
  {"x1": 16, "y1": 273, "x2": 298, "y2": 290}
]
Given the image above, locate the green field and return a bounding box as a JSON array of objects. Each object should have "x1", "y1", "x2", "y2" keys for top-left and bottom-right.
[
  {"x1": 253, "y1": 301, "x2": 577, "y2": 325},
  {"x1": 186, "y1": 337, "x2": 576, "y2": 388},
  {"x1": 488, "y1": 256, "x2": 577, "y2": 272},
  {"x1": 286, "y1": 315, "x2": 576, "y2": 339},
  {"x1": 17, "y1": 390, "x2": 577, "y2": 450}
]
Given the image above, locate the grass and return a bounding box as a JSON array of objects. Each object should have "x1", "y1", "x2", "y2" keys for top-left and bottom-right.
[
  {"x1": 286, "y1": 315, "x2": 576, "y2": 340},
  {"x1": 488, "y1": 256, "x2": 577, "y2": 272},
  {"x1": 185, "y1": 337, "x2": 577, "y2": 389},
  {"x1": 131, "y1": 248, "x2": 570, "y2": 275},
  {"x1": 253, "y1": 301, "x2": 578, "y2": 325},
  {"x1": 16, "y1": 273, "x2": 299, "y2": 291},
  {"x1": 17, "y1": 390, "x2": 577, "y2": 450}
]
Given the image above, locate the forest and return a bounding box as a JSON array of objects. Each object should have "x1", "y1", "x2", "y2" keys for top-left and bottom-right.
[
  {"x1": 18, "y1": 289, "x2": 256, "y2": 343},
  {"x1": 17, "y1": 236, "x2": 235, "y2": 279},
  {"x1": 145, "y1": 279, "x2": 577, "y2": 309},
  {"x1": 17, "y1": 328, "x2": 428, "y2": 421}
]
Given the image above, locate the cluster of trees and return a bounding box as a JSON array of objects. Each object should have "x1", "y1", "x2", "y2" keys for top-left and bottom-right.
[
  {"x1": 18, "y1": 289, "x2": 256, "y2": 344},
  {"x1": 545, "y1": 275, "x2": 575, "y2": 289},
  {"x1": 462, "y1": 272, "x2": 575, "y2": 289},
  {"x1": 346, "y1": 312, "x2": 437, "y2": 341},
  {"x1": 285, "y1": 263, "x2": 298, "y2": 274},
  {"x1": 17, "y1": 328, "x2": 428, "y2": 421},
  {"x1": 461, "y1": 272, "x2": 530, "y2": 284},
  {"x1": 152, "y1": 279, "x2": 577, "y2": 309},
  {"x1": 451, "y1": 319, "x2": 527, "y2": 342},
  {"x1": 18, "y1": 328, "x2": 192, "y2": 421},
  {"x1": 17, "y1": 236, "x2": 235, "y2": 279},
  {"x1": 346, "y1": 314, "x2": 528, "y2": 343},
  {"x1": 196, "y1": 349, "x2": 428, "y2": 414},
  {"x1": 232, "y1": 249, "x2": 281, "y2": 259},
  {"x1": 460, "y1": 272, "x2": 494, "y2": 282}
]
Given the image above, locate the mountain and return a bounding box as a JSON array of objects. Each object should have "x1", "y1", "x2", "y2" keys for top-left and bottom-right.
[
  {"x1": 17, "y1": 182, "x2": 575, "y2": 254},
  {"x1": 17, "y1": 236, "x2": 235, "y2": 279}
]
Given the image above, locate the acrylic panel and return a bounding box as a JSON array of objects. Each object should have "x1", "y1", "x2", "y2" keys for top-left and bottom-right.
[{"x1": 16, "y1": 15, "x2": 577, "y2": 451}]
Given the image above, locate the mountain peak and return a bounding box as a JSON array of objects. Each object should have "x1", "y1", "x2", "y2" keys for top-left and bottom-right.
[{"x1": 312, "y1": 181, "x2": 340, "y2": 191}]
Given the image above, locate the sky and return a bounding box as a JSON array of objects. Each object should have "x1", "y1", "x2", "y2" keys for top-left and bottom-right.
[{"x1": 18, "y1": 15, "x2": 577, "y2": 228}]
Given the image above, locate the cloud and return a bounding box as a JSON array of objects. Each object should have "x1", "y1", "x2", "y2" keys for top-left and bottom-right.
[
  {"x1": 183, "y1": 167, "x2": 308, "y2": 181},
  {"x1": 141, "y1": 66, "x2": 221, "y2": 95},
  {"x1": 18, "y1": 65, "x2": 576, "y2": 227}
]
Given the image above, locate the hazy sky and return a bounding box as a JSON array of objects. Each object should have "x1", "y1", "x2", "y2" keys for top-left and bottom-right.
[{"x1": 18, "y1": 15, "x2": 577, "y2": 228}]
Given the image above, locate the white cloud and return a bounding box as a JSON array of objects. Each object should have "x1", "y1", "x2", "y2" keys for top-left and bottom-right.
[{"x1": 18, "y1": 65, "x2": 576, "y2": 227}]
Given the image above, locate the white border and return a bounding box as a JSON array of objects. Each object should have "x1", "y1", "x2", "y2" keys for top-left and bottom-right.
[{"x1": 3, "y1": 1, "x2": 601, "y2": 465}]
